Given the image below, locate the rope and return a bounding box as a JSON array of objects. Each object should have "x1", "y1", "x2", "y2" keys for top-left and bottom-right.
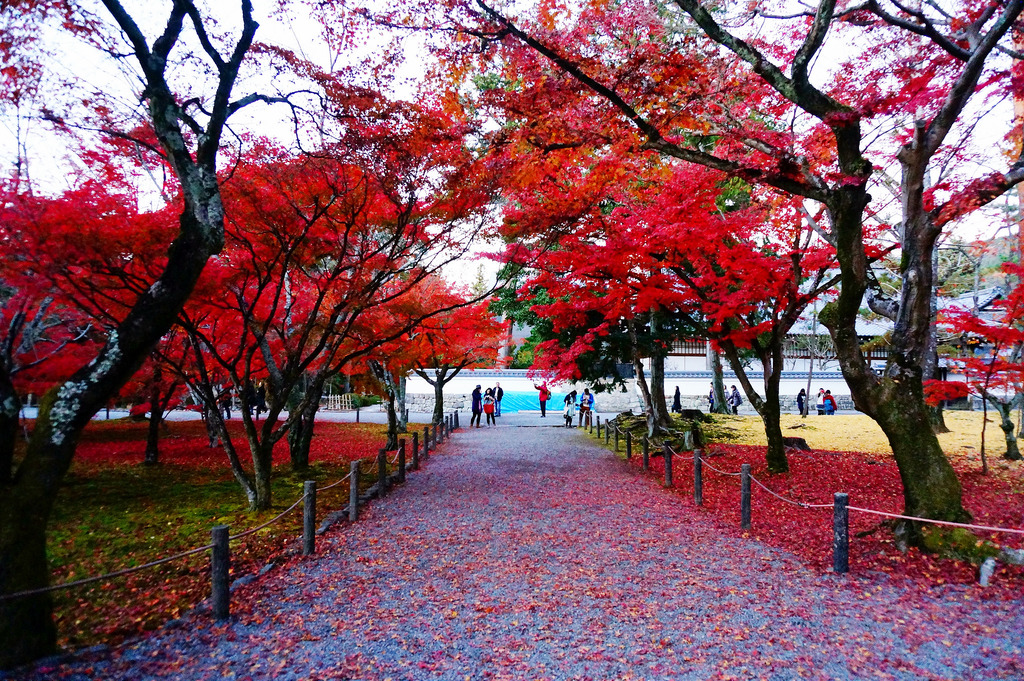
[
  {"x1": 694, "y1": 452, "x2": 742, "y2": 477},
  {"x1": 847, "y1": 506, "x2": 1024, "y2": 536},
  {"x1": 747, "y1": 475, "x2": 834, "y2": 509},
  {"x1": 0, "y1": 543, "x2": 214, "y2": 602},
  {"x1": 317, "y1": 470, "x2": 353, "y2": 492},
  {"x1": 229, "y1": 495, "x2": 305, "y2": 540}
]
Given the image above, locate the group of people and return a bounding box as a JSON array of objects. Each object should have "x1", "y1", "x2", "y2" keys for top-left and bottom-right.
[
  {"x1": 532, "y1": 382, "x2": 596, "y2": 428},
  {"x1": 559, "y1": 388, "x2": 595, "y2": 428},
  {"x1": 214, "y1": 381, "x2": 268, "y2": 420},
  {"x1": 797, "y1": 388, "x2": 838, "y2": 415},
  {"x1": 470, "y1": 382, "x2": 505, "y2": 427},
  {"x1": 705, "y1": 384, "x2": 744, "y2": 414}
]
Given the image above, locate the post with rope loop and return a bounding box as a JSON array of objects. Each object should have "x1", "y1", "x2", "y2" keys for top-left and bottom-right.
[
  {"x1": 833, "y1": 493, "x2": 849, "y2": 574},
  {"x1": 693, "y1": 448, "x2": 702, "y2": 505},
  {"x1": 596, "y1": 416, "x2": 602, "y2": 439},
  {"x1": 663, "y1": 444, "x2": 673, "y2": 488},
  {"x1": 211, "y1": 525, "x2": 230, "y2": 620},
  {"x1": 348, "y1": 460, "x2": 360, "y2": 522},
  {"x1": 398, "y1": 439, "x2": 407, "y2": 483},
  {"x1": 302, "y1": 481, "x2": 317, "y2": 556},
  {"x1": 605, "y1": 422, "x2": 611, "y2": 445},
  {"x1": 740, "y1": 464, "x2": 751, "y2": 529},
  {"x1": 454, "y1": 411, "x2": 460, "y2": 429},
  {"x1": 614, "y1": 425, "x2": 619, "y2": 452},
  {"x1": 445, "y1": 415, "x2": 451, "y2": 439},
  {"x1": 439, "y1": 418, "x2": 445, "y2": 444},
  {"x1": 377, "y1": 448, "x2": 388, "y2": 498},
  {"x1": 412, "y1": 431, "x2": 420, "y2": 470},
  {"x1": 626, "y1": 431, "x2": 632, "y2": 460},
  {"x1": 642, "y1": 437, "x2": 650, "y2": 471},
  {"x1": 423, "y1": 426, "x2": 430, "y2": 460}
]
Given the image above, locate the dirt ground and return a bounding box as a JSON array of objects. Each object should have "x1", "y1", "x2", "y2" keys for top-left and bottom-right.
[{"x1": 719, "y1": 409, "x2": 1019, "y2": 460}]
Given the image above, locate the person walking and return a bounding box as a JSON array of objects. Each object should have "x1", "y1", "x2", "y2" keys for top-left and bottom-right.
[
  {"x1": 578, "y1": 388, "x2": 594, "y2": 428},
  {"x1": 823, "y1": 390, "x2": 837, "y2": 416},
  {"x1": 471, "y1": 385, "x2": 483, "y2": 427},
  {"x1": 728, "y1": 385, "x2": 742, "y2": 415},
  {"x1": 816, "y1": 388, "x2": 826, "y2": 416},
  {"x1": 708, "y1": 383, "x2": 715, "y2": 412},
  {"x1": 534, "y1": 382, "x2": 550, "y2": 417},
  {"x1": 494, "y1": 382, "x2": 504, "y2": 417},
  {"x1": 796, "y1": 388, "x2": 806, "y2": 417},
  {"x1": 672, "y1": 386, "x2": 682, "y2": 414},
  {"x1": 218, "y1": 384, "x2": 233, "y2": 420},
  {"x1": 243, "y1": 382, "x2": 256, "y2": 416},
  {"x1": 255, "y1": 381, "x2": 267, "y2": 419},
  {"x1": 483, "y1": 388, "x2": 497, "y2": 426}
]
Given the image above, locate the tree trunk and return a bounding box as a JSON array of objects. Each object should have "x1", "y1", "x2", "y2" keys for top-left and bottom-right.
[
  {"x1": 287, "y1": 394, "x2": 318, "y2": 472},
  {"x1": 369, "y1": 360, "x2": 400, "y2": 449},
  {"x1": 0, "y1": 368, "x2": 19, "y2": 485},
  {"x1": 647, "y1": 315, "x2": 672, "y2": 428},
  {"x1": 711, "y1": 350, "x2": 729, "y2": 415},
  {"x1": 926, "y1": 244, "x2": 950, "y2": 433},
  {"x1": 992, "y1": 398, "x2": 1022, "y2": 461},
  {"x1": 397, "y1": 374, "x2": 408, "y2": 433},
  {"x1": 384, "y1": 391, "x2": 399, "y2": 450},
  {"x1": 431, "y1": 375, "x2": 445, "y2": 426},
  {"x1": 0, "y1": 482, "x2": 55, "y2": 670},
  {"x1": 647, "y1": 350, "x2": 672, "y2": 430},
  {"x1": 720, "y1": 341, "x2": 788, "y2": 473},
  {"x1": 144, "y1": 368, "x2": 162, "y2": 465}
]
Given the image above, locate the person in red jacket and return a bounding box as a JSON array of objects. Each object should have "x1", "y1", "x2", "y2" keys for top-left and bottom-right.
[
  {"x1": 534, "y1": 382, "x2": 550, "y2": 417},
  {"x1": 823, "y1": 390, "x2": 838, "y2": 415}
]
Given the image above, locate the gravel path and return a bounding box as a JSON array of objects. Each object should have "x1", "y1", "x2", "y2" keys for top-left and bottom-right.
[{"x1": 11, "y1": 425, "x2": 1024, "y2": 680}]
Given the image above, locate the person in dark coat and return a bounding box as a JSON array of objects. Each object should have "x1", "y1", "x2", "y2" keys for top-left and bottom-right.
[
  {"x1": 471, "y1": 385, "x2": 483, "y2": 427},
  {"x1": 672, "y1": 386, "x2": 682, "y2": 414},
  {"x1": 796, "y1": 388, "x2": 806, "y2": 416},
  {"x1": 255, "y1": 382, "x2": 267, "y2": 418},
  {"x1": 494, "y1": 382, "x2": 504, "y2": 417}
]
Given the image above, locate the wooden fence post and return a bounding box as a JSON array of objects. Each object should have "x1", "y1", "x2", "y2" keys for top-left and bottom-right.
[
  {"x1": 589, "y1": 414, "x2": 593, "y2": 434},
  {"x1": 596, "y1": 416, "x2": 602, "y2": 438},
  {"x1": 833, "y1": 493, "x2": 849, "y2": 574},
  {"x1": 614, "y1": 426, "x2": 619, "y2": 452},
  {"x1": 740, "y1": 464, "x2": 751, "y2": 529},
  {"x1": 663, "y1": 444, "x2": 673, "y2": 488},
  {"x1": 398, "y1": 439, "x2": 406, "y2": 483},
  {"x1": 454, "y1": 411, "x2": 460, "y2": 429},
  {"x1": 355, "y1": 406, "x2": 360, "y2": 423},
  {"x1": 693, "y1": 448, "x2": 702, "y2": 505},
  {"x1": 348, "y1": 460, "x2": 360, "y2": 522},
  {"x1": 626, "y1": 431, "x2": 632, "y2": 460},
  {"x1": 377, "y1": 448, "x2": 387, "y2": 497},
  {"x1": 642, "y1": 437, "x2": 650, "y2": 471},
  {"x1": 211, "y1": 525, "x2": 230, "y2": 620},
  {"x1": 423, "y1": 426, "x2": 430, "y2": 460},
  {"x1": 412, "y1": 432, "x2": 420, "y2": 470},
  {"x1": 605, "y1": 423, "x2": 611, "y2": 445},
  {"x1": 303, "y1": 481, "x2": 316, "y2": 556}
]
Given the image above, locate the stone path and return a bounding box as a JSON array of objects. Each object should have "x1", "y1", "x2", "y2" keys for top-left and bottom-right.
[{"x1": 11, "y1": 424, "x2": 1024, "y2": 680}]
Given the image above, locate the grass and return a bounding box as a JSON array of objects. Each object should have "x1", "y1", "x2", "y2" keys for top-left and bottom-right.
[{"x1": 33, "y1": 418, "x2": 406, "y2": 651}]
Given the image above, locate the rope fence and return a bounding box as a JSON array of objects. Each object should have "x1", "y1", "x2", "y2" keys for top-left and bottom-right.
[
  {"x1": 599, "y1": 421, "x2": 1023, "y2": 579},
  {"x1": 0, "y1": 410, "x2": 462, "y2": 618}
]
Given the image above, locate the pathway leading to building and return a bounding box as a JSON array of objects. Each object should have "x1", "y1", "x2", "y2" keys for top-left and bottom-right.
[{"x1": 12, "y1": 424, "x2": 1024, "y2": 680}]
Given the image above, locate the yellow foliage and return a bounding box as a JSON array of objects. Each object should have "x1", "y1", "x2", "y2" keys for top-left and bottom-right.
[{"x1": 717, "y1": 410, "x2": 1015, "y2": 459}]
